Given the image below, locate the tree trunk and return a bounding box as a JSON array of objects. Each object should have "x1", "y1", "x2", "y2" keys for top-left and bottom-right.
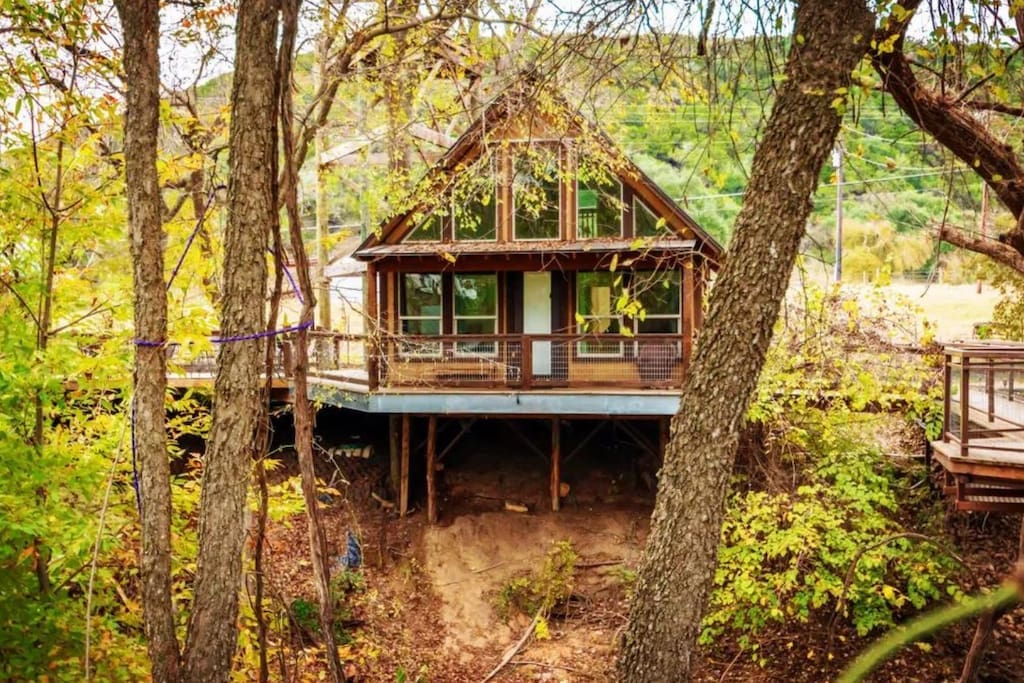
[
  {"x1": 182, "y1": 1, "x2": 279, "y2": 680},
  {"x1": 116, "y1": 0, "x2": 181, "y2": 679},
  {"x1": 279, "y1": 0, "x2": 344, "y2": 677},
  {"x1": 617, "y1": 2, "x2": 875, "y2": 680}
]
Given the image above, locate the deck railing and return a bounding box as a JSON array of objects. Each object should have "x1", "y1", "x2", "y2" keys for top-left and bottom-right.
[
  {"x1": 169, "y1": 330, "x2": 690, "y2": 392},
  {"x1": 369, "y1": 332, "x2": 685, "y2": 390},
  {"x1": 942, "y1": 342, "x2": 1024, "y2": 458}
]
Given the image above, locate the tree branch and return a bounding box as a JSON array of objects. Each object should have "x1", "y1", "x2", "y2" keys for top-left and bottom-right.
[{"x1": 939, "y1": 224, "x2": 1024, "y2": 274}]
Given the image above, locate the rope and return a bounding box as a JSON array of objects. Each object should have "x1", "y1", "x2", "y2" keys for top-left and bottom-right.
[
  {"x1": 166, "y1": 186, "x2": 217, "y2": 291},
  {"x1": 129, "y1": 319, "x2": 314, "y2": 514}
]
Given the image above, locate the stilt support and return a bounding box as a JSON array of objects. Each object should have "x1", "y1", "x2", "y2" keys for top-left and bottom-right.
[
  {"x1": 400, "y1": 414, "x2": 410, "y2": 517},
  {"x1": 426, "y1": 415, "x2": 438, "y2": 524},
  {"x1": 389, "y1": 414, "x2": 400, "y2": 498},
  {"x1": 551, "y1": 417, "x2": 561, "y2": 512}
]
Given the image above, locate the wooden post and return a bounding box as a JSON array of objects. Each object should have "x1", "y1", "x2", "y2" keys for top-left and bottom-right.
[
  {"x1": 986, "y1": 358, "x2": 995, "y2": 422},
  {"x1": 400, "y1": 413, "x2": 410, "y2": 516},
  {"x1": 682, "y1": 258, "x2": 695, "y2": 369},
  {"x1": 426, "y1": 415, "x2": 438, "y2": 524},
  {"x1": 959, "y1": 356, "x2": 970, "y2": 458},
  {"x1": 389, "y1": 414, "x2": 400, "y2": 498},
  {"x1": 551, "y1": 417, "x2": 561, "y2": 512},
  {"x1": 521, "y1": 336, "x2": 532, "y2": 389},
  {"x1": 942, "y1": 352, "x2": 952, "y2": 442},
  {"x1": 366, "y1": 262, "x2": 379, "y2": 390}
]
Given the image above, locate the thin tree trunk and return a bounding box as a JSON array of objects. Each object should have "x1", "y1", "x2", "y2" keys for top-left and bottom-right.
[
  {"x1": 182, "y1": 1, "x2": 279, "y2": 679},
  {"x1": 617, "y1": 2, "x2": 875, "y2": 681},
  {"x1": 116, "y1": 0, "x2": 180, "y2": 679},
  {"x1": 279, "y1": 0, "x2": 344, "y2": 679}
]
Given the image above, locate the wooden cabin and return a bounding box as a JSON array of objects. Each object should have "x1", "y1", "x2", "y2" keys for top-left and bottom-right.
[{"x1": 350, "y1": 88, "x2": 722, "y2": 395}]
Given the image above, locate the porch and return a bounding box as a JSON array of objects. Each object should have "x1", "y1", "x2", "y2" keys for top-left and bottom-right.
[{"x1": 932, "y1": 342, "x2": 1024, "y2": 512}]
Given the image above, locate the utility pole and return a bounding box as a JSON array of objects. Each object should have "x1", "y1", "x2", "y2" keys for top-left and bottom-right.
[{"x1": 832, "y1": 140, "x2": 844, "y2": 283}]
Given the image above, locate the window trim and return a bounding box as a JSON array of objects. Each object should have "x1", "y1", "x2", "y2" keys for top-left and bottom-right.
[
  {"x1": 576, "y1": 176, "x2": 623, "y2": 239},
  {"x1": 452, "y1": 273, "x2": 499, "y2": 357},
  {"x1": 512, "y1": 147, "x2": 563, "y2": 242},
  {"x1": 398, "y1": 273, "x2": 443, "y2": 358},
  {"x1": 575, "y1": 271, "x2": 625, "y2": 358},
  {"x1": 633, "y1": 196, "x2": 666, "y2": 238}
]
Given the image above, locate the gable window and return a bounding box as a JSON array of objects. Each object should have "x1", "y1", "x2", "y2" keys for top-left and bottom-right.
[
  {"x1": 400, "y1": 273, "x2": 442, "y2": 356},
  {"x1": 575, "y1": 271, "x2": 623, "y2": 357},
  {"x1": 454, "y1": 170, "x2": 497, "y2": 240},
  {"x1": 577, "y1": 177, "x2": 621, "y2": 238},
  {"x1": 513, "y1": 150, "x2": 560, "y2": 240},
  {"x1": 634, "y1": 197, "x2": 669, "y2": 237},
  {"x1": 453, "y1": 273, "x2": 498, "y2": 355},
  {"x1": 407, "y1": 213, "x2": 442, "y2": 242}
]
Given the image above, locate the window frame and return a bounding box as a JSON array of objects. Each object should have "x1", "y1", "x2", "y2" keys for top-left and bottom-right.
[
  {"x1": 633, "y1": 196, "x2": 667, "y2": 237},
  {"x1": 453, "y1": 157, "x2": 499, "y2": 242},
  {"x1": 398, "y1": 273, "x2": 443, "y2": 358},
  {"x1": 576, "y1": 176, "x2": 623, "y2": 239},
  {"x1": 452, "y1": 273, "x2": 499, "y2": 357},
  {"x1": 512, "y1": 146, "x2": 562, "y2": 242},
  {"x1": 575, "y1": 271, "x2": 625, "y2": 358}
]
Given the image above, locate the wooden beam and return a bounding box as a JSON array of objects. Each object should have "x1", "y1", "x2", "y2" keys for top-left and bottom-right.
[
  {"x1": 682, "y1": 258, "x2": 695, "y2": 369},
  {"x1": 551, "y1": 416, "x2": 561, "y2": 512},
  {"x1": 564, "y1": 420, "x2": 604, "y2": 465},
  {"x1": 366, "y1": 262, "x2": 379, "y2": 390},
  {"x1": 400, "y1": 413, "x2": 410, "y2": 516},
  {"x1": 389, "y1": 414, "x2": 400, "y2": 498},
  {"x1": 426, "y1": 415, "x2": 438, "y2": 524}
]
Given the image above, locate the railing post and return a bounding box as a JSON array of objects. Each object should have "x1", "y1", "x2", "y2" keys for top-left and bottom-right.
[
  {"x1": 959, "y1": 355, "x2": 970, "y2": 457},
  {"x1": 522, "y1": 336, "x2": 532, "y2": 390},
  {"x1": 365, "y1": 263, "x2": 379, "y2": 391},
  {"x1": 942, "y1": 352, "x2": 951, "y2": 443},
  {"x1": 987, "y1": 358, "x2": 995, "y2": 422}
]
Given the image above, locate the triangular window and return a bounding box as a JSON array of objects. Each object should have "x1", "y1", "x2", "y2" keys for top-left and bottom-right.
[{"x1": 634, "y1": 197, "x2": 669, "y2": 237}]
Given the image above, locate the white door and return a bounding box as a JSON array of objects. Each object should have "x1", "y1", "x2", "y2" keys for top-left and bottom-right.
[{"x1": 523, "y1": 272, "x2": 552, "y2": 376}]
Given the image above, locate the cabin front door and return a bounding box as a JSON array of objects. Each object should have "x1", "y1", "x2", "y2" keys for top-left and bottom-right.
[{"x1": 523, "y1": 272, "x2": 552, "y2": 376}]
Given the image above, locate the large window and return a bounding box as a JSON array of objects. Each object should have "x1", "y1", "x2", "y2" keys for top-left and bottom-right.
[
  {"x1": 578, "y1": 177, "x2": 621, "y2": 238},
  {"x1": 453, "y1": 273, "x2": 498, "y2": 355},
  {"x1": 633, "y1": 270, "x2": 681, "y2": 335},
  {"x1": 400, "y1": 274, "x2": 442, "y2": 355},
  {"x1": 513, "y1": 150, "x2": 560, "y2": 240},
  {"x1": 576, "y1": 271, "x2": 623, "y2": 356},
  {"x1": 455, "y1": 193, "x2": 497, "y2": 241}
]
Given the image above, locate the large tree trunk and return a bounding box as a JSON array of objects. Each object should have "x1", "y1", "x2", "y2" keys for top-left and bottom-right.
[
  {"x1": 182, "y1": 1, "x2": 279, "y2": 680},
  {"x1": 617, "y1": 2, "x2": 875, "y2": 680},
  {"x1": 116, "y1": 0, "x2": 180, "y2": 679}
]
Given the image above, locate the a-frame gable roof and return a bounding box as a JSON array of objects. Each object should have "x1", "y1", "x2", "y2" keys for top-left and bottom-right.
[{"x1": 354, "y1": 84, "x2": 724, "y2": 265}]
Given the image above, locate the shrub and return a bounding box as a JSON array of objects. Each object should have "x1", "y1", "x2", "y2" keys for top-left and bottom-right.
[
  {"x1": 497, "y1": 540, "x2": 577, "y2": 622},
  {"x1": 700, "y1": 413, "x2": 960, "y2": 656}
]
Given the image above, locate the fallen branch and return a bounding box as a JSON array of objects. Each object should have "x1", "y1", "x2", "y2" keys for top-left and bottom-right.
[
  {"x1": 479, "y1": 611, "x2": 541, "y2": 683},
  {"x1": 510, "y1": 659, "x2": 592, "y2": 678},
  {"x1": 577, "y1": 559, "x2": 625, "y2": 569},
  {"x1": 370, "y1": 492, "x2": 395, "y2": 509}
]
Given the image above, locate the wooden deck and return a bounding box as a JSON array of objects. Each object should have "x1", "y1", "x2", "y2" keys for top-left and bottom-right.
[{"x1": 931, "y1": 342, "x2": 1024, "y2": 512}]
